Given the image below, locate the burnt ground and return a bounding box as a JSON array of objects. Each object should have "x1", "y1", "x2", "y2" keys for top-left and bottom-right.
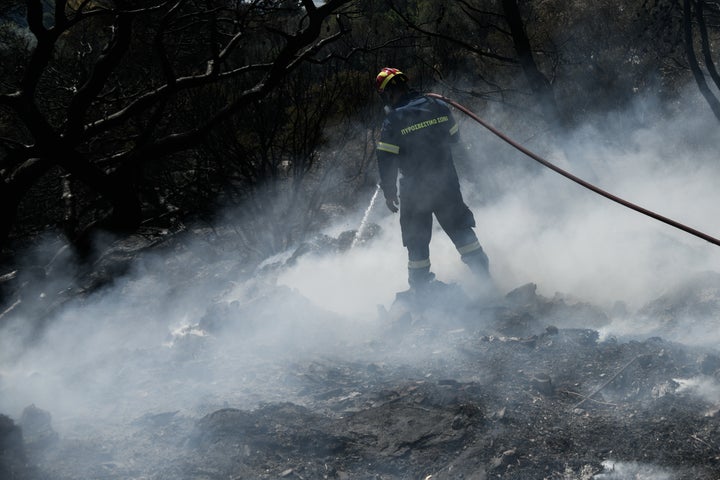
[{"x1": 2, "y1": 228, "x2": 720, "y2": 480}]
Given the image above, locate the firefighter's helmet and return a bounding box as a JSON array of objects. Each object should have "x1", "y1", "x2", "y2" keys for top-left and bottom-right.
[{"x1": 375, "y1": 67, "x2": 408, "y2": 94}]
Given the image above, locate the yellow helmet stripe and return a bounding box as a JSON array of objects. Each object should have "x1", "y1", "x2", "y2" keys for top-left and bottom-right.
[{"x1": 378, "y1": 73, "x2": 396, "y2": 93}]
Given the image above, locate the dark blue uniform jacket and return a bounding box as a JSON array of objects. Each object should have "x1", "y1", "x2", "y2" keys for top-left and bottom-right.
[{"x1": 377, "y1": 92, "x2": 462, "y2": 209}]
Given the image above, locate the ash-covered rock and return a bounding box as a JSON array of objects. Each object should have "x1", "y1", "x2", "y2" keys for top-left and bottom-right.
[{"x1": 499, "y1": 282, "x2": 610, "y2": 333}]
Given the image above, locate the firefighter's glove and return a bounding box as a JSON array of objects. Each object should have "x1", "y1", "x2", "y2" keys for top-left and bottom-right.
[{"x1": 385, "y1": 195, "x2": 399, "y2": 213}]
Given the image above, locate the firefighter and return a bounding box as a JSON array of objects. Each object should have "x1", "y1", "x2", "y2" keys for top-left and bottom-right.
[{"x1": 375, "y1": 67, "x2": 490, "y2": 291}]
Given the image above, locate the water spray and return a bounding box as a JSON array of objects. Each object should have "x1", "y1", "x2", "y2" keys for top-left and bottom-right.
[
  {"x1": 351, "y1": 184, "x2": 381, "y2": 249},
  {"x1": 426, "y1": 92, "x2": 720, "y2": 248}
]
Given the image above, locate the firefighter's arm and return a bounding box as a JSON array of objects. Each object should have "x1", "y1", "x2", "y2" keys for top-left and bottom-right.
[
  {"x1": 377, "y1": 116, "x2": 401, "y2": 212},
  {"x1": 377, "y1": 149, "x2": 399, "y2": 212}
]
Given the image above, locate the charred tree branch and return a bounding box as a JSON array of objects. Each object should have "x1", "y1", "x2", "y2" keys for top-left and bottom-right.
[
  {"x1": 387, "y1": 4, "x2": 517, "y2": 64},
  {"x1": 66, "y1": 14, "x2": 134, "y2": 141},
  {"x1": 98, "y1": 0, "x2": 352, "y2": 156}
]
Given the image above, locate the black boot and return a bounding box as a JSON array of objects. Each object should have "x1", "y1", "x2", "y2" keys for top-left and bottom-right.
[
  {"x1": 408, "y1": 265, "x2": 436, "y2": 290},
  {"x1": 462, "y1": 247, "x2": 490, "y2": 278},
  {"x1": 462, "y1": 247, "x2": 500, "y2": 299}
]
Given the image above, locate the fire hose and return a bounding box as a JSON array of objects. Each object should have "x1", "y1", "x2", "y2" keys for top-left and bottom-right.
[{"x1": 426, "y1": 92, "x2": 720, "y2": 248}]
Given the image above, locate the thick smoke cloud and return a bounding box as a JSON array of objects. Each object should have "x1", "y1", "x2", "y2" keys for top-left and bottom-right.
[
  {"x1": 0, "y1": 87, "x2": 719, "y2": 480},
  {"x1": 283, "y1": 87, "x2": 720, "y2": 319},
  {"x1": 481, "y1": 92, "x2": 720, "y2": 305}
]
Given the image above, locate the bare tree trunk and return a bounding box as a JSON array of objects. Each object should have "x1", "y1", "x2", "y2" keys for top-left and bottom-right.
[
  {"x1": 694, "y1": 0, "x2": 720, "y2": 91},
  {"x1": 683, "y1": 0, "x2": 720, "y2": 121},
  {"x1": 500, "y1": 0, "x2": 564, "y2": 125},
  {"x1": 0, "y1": 156, "x2": 53, "y2": 245}
]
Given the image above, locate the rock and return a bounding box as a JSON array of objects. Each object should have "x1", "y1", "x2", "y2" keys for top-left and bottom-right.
[
  {"x1": 490, "y1": 448, "x2": 518, "y2": 470},
  {"x1": 545, "y1": 325, "x2": 559, "y2": 335},
  {"x1": 530, "y1": 373, "x2": 554, "y2": 396},
  {"x1": 505, "y1": 283, "x2": 538, "y2": 306},
  {"x1": 19, "y1": 404, "x2": 58, "y2": 449},
  {"x1": 0, "y1": 414, "x2": 27, "y2": 478},
  {"x1": 502, "y1": 283, "x2": 609, "y2": 331}
]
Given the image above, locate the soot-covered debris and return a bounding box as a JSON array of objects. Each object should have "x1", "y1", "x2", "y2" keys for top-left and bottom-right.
[
  {"x1": 6, "y1": 278, "x2": 720, "y2": 479},
  {"x1": 2, "y1": 229, "x2": 720, "y2": 479}
]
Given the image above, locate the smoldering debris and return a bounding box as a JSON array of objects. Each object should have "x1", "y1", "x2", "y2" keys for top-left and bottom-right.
[
  {"x1": 4, "y1": 273, "x2": 720, "y2": 479},
  {"x1": 595, "y1": 460, "x2": 677, "y2": 479},
  {"x1": 2, "y1": 196, "x2": 720, "y2": 479}
]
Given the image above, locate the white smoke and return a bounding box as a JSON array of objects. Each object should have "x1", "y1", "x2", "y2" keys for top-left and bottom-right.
[
  {"x1": 1, "y1": 86, "x2": 719, "y2": 475},
  {"x1": 279, "y1": 88, "x2": 720, "y2": 321},
  {"x1": 594, "y1": 460, "x2": 676, "y2": 479}
]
